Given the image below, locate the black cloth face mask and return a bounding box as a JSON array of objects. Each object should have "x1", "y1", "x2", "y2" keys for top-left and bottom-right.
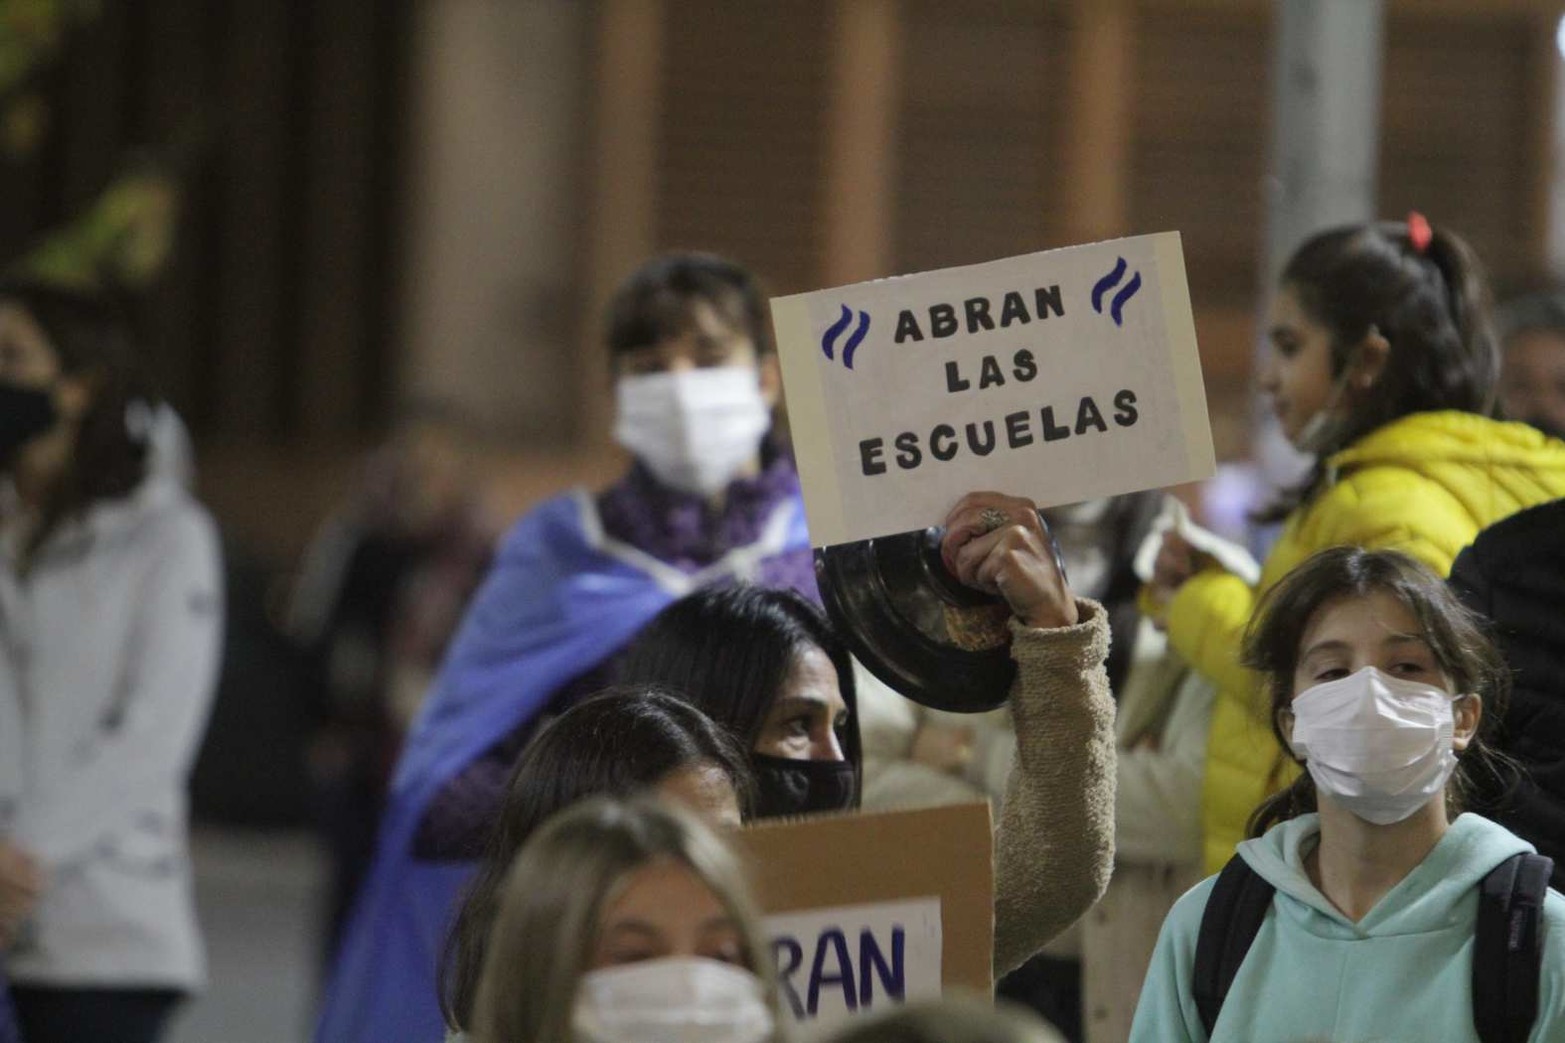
[
  {"x1": 751, "y1": 754, "x2": 858, "y2": 819},
  {"x1": 0, "y1": 380, "x2": 57, "y2": 466}
]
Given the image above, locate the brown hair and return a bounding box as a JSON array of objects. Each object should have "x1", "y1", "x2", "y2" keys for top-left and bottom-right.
[
  {"x1": 605, "y1": 252, "x2": 772, "y2": 359},
  {"x1": 468, "y1": 796, "x2": 777, "y2": 1043},
  {"x1": 1243, "y1": 547, "x2": 1515, "y2": 837}
]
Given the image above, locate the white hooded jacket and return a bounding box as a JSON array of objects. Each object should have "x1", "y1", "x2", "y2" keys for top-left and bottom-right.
[{"x1": 0, "y1": 447, "x2": 222, "y2": 988}]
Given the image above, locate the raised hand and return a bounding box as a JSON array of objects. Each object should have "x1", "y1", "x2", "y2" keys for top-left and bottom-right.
[
  {"x1": 1148, "y1": 528, "x2": 1197, "y2": 610},
  {"x1": 941, "y1": 492, "x2": 1077, "y2": 630}
]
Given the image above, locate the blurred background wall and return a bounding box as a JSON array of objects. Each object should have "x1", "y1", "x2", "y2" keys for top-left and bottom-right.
[{"x1": 1, "y1": 0, "x2": 1560, "y2": 566}]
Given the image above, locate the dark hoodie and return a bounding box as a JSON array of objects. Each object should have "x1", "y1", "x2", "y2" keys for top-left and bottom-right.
[{"x1": 1451, "y1": 497, "x2": 1565, "y2": 889}]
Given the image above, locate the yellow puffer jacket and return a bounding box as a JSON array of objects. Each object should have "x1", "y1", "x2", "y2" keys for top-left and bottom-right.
[{"x1": 1161, "y1": 411, "x2": 1565, "y2": 871}]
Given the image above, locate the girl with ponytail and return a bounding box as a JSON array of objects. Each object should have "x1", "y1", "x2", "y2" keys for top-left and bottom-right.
[{"x1": 1147, "y1": 216, "x2": 1565, "y2": 872}]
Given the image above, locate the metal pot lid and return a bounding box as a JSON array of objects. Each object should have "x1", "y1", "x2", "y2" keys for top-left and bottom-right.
[{"x1": 815, "y1": 515, "x2": 1065, "y2": 714}]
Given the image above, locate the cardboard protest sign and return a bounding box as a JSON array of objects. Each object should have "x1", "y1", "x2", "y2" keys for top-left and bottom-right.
[
  {"x1": 772, "y1": 233, "x2": 1215, "y2": 546},
  {"x1": 735, "y1": 802, "x2": 993, "y2": 1039}
]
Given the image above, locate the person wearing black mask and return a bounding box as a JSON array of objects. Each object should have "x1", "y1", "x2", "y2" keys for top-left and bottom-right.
[
  {"x1": 440, "y1": 494, "x2": 1110, "y2": 1043},
  {"x1": 443, "y1": 492, "x2": 1110, "y2": 1043},
  {"x1": 616, "y1": 584, "x2": 860, "y2": 819},
  {"x1": 618, "y1": 492, "x2": 1117, "y2": 980}
]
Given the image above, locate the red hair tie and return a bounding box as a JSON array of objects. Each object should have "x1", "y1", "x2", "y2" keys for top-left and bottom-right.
[{"x1": 1407, "y1": 211, "x2": 1433, "y2": 254}]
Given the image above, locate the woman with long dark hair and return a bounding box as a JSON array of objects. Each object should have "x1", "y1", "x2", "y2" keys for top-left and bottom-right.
[
  {"x1": 616, "y1": 585, "x2": 861, "y2": 820},
  {"x1": 0, "y1": 279, "x2": 222, "y2": 1043},
  {"x1": 442, "y1": 490, "x2": 1118, "y2": 1038}
]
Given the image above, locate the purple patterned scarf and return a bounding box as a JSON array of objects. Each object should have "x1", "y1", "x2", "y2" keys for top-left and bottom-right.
[{"x1": 596, "y1": 446, "x2": 818, "y2": 599}]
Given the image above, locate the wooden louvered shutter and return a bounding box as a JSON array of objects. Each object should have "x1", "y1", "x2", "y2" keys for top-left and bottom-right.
[
  {"x1": 1379, "y1": 9, "x2": 1550, "y2": 292},
  {"x1": 0, "y1": 1, "x2": 412, "y2": 441},
  {"x1": 1129, "y1": 4, "x2": 1270, "y2": 312},
  {"x1": 654, "y1": 0, "x2": 834, "y2": 297},
  {"x1": 1129, "y1": 3, "x2": 1271, "y2": 457},
  {"x1": 892, "y1": 0, "x2": 1072, "y2": 274}
]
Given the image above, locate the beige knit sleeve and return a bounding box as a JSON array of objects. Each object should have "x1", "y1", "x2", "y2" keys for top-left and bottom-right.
[{"x1": 992, "y1": 598, "x2": 1117, "y2": 976}]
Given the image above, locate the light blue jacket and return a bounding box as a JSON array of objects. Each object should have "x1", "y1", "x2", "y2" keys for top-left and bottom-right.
[{"x1": 1130, "y1": 813, "x2": 1565, "y2": 1042}]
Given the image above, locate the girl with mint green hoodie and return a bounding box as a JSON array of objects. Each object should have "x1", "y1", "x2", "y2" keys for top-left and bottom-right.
[{"x1": 1130, "y1": 547, "x2": 1565, "y2": 1042}]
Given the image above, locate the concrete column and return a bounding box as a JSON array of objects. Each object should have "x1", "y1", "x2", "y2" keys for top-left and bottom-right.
[
  {"x1": 578, "y1": 0, "x2": 665, "y2": 447},
  {"x1": 1541, "y1": 12, "x2": 1565, "y2": 277},
  {"x1": 1253, "y1": 0, "x2": 1385, "y2": 509},
  {"x1": 1262, "y1": 0, "x2": 1385, "y2": 283},
  {"x1": 1062, "y1": 0, "x2": 1133, "y2": 244},
  {"x1": 399, "y1": 0, "x2": 591, "y2": 442}
]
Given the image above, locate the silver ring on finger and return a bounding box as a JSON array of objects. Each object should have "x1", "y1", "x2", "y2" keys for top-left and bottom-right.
[{"x1": 978, "y1": 507, "x2": 1009, "y2": 534}]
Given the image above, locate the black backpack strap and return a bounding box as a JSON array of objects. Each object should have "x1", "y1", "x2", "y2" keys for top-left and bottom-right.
[
  {"x1": 1474, "y1": 852, "x2": 1553, "y2": 1043},
  {"x1": 1193, "y1": 855, "x2": 1276, "y2": 1037}
]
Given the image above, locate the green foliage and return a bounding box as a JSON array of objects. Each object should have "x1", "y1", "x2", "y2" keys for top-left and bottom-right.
[
  {"x1": 12, "y1": 164, "x2": 180, "y2": 289},
  {"x1": 0, "y1": 3, "x2": 180, "y2": 290},
  {"x1": 0, "y1": 0, "x2": 100, "y2": 100}
]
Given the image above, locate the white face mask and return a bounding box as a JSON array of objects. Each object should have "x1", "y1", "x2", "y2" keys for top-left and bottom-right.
[
  {"x1": 1291, "y1": 367, "x2": 1354, "y2": 455},
  {"x1": 613, "y1": 367, "x2": 772, "y2": 497},
  {"x1": 572, "y1": 957, "x2": 775, "y2": 1043},
  {"x1": 1289, "y1": 666, "x2": 1461, "y2": 825},
  {"x1": 1291, "y1": 336, "x2": 1382, "y2": 456}
]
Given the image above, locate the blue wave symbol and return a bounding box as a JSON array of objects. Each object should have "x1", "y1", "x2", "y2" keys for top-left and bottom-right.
[
  {"x1": 1092, "y1": 257, "x2": 1127, "y2": 313},
  {"x1": 1109, "y1": 271, "x2": 1142, "y2": 327},
  {"x1": 1091, "y1": 256, "x2": 1142, "y2": 327},
  {"x1": 821, "y1": 304, "x2": 871, "y2": 369}
]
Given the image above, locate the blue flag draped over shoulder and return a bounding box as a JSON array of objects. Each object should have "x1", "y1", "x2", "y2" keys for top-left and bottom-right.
[{"x1": 314, "y1": 489, "x2": 811, "y2": 1043}]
